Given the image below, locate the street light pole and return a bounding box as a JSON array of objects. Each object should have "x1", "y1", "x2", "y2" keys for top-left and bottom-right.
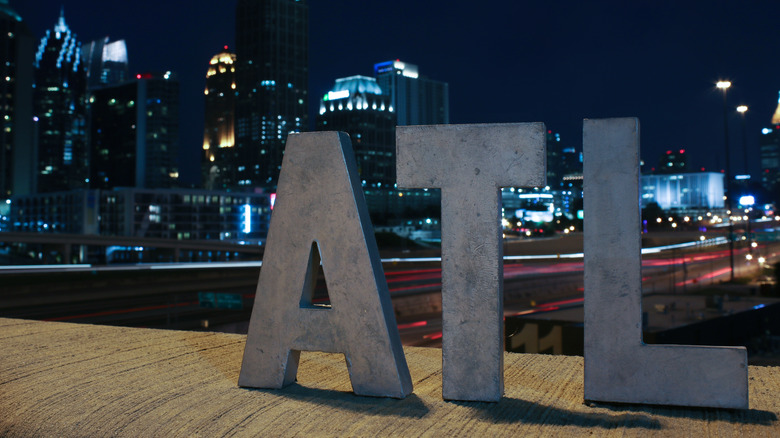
[
  {"x1": 737, "y1": 105, "x2": 749, "y2": 175},
  {"x1": 717, "y1": 80, "x2": 735, "y2": 282},
  {"x1": 737, "y1": 105, "x2": 751, "y2": 256}
]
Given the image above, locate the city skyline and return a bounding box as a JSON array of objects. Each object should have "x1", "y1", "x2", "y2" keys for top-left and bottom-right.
[{"x1": 10, "y1": 0, "x2": 780, "y2": 187}]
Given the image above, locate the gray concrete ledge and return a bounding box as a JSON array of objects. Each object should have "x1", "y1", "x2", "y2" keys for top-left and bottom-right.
[{"x1": 1, "y1": 318, "x2": 779, "y2": 436}]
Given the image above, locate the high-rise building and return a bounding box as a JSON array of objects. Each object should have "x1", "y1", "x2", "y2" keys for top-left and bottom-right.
[
  {"x1": 542, "y1": 130, "x2": 581, "y2": 190},
  {"x1": 0, "y1": 0, "x2": 35, "y2": 197},
  {"x1": 374, "y1": 60, "x2": 449, "y2": 126},
  {"x1": 81, "y1": 37, "x2": 129, "y2": 89},
  {"x1": 315, "y1": 73, "x2": 440, "y2": 224},
  {"x1": 560, "y1": 145, "x2": 581, "y2": 181},
  {"x1": 10, "y1": 187, "x2": 272, "y2": 246},
  {"x1": 234, "y1": 0, "x2": 308, "y2": 190},
  {"x1": 33, "y1": 8, "x2": 88, "y2": 193},
  {"x1": 760, "y1": 93, "x2": 780, "y2": 197},
  {"x1": 316, "y1": 75, "x2": 396, "y2": 187},
  {"x1": 657, "y1": 149, "x2": 689, "y2": 174},
  {"x1": 89, "y1": 72, "x2": 179, "y2": 189},
  {"x1": 203, "y1": 49, "x2": 236, "y2": 190}
]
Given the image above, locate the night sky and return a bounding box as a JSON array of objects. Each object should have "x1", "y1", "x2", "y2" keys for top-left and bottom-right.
[{"x1": 11, "y1": 1, "x2": 780, "y2": 187}]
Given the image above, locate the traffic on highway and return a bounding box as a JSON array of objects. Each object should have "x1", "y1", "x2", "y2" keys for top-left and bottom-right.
[{"x1": 3, "y1": 233, "x2": 775, "y2": 349}]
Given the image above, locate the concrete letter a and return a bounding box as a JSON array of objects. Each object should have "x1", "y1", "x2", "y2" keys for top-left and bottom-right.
[{"x1": 239, "y1": 132, "x2": 412, "y2": 399}]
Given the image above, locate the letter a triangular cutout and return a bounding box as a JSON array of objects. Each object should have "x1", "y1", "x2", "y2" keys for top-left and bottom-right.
[
  {"x1": 238, "y1": 132, "x2": 412, "y2": 398},
  {"x1": 299, "y1": 241, "x2": 331, "y2": 309}
]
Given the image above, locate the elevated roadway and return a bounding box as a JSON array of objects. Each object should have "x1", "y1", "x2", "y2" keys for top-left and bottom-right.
[
  {"x1": 4, "y1": 231, "x2": 775, "y2": 341},
  {"x1": 0, "y1": 231, "x2": 263, "y2": 263}
]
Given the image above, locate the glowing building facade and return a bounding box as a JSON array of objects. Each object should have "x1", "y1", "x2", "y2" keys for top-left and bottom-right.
[
  {"x1": 760, "y1": 92, "x2": 780, "y2": 196},
  {"x1": 203, "y1": 49, "x2": 236, "y2": 190},
  {"x1": 33, "y1": 8, "x2": 88, "y2": 193},
  {"x1": 89, "y1": 72, "x2": 179, "y2": 190},
  {"x1": 95, "y1": 188, "x2": 270, "y2": 243},
  {"x1": 315, "y1": 74, "x2": 440, "y2": 223},
  {"x1": 641, "y1": 172, "x2": 724, "y2": 211},
  {"x1": 10, "y1": 188, "x2": 271, "y2": 245},
  {"x1": 81, "y1": 37, "x2": 129, "y2": 89},
  {"x1": 0, "y1": 0, "x2": 35, "y2": 197},
  {"x1": 374, "y1": 60, "x2": 449, "y2": 126},
  {"x1": 316, "y1": 75, "x2": 396, "y2": 187},
  {"x1": 234, "y1": 0, "x2": 308, "y2": 189}
]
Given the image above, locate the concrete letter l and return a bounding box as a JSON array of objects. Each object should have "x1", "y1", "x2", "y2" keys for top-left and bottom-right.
[{"x1": 583, "y1": 118, "x2": 748, "y2": 409}]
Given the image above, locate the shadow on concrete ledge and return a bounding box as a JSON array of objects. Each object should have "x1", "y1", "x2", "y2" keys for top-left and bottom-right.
[
  {"x1": 1, "y1": 318, "x2": 778, "y2": 437},
  {"x1": 592, "y1": 401, "x2": 778, "y2": 426}
]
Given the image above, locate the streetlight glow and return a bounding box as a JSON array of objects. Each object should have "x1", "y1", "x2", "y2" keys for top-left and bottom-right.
[
  {"x1": 737, "y1": 105, "x2": 748, "y2": 113},
  {"x1": 717, "y1": 79, "x2": 735, "y2": 281}
]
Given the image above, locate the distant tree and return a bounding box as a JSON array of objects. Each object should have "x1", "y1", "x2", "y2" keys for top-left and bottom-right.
[{"x1": 642, "y1": 202, "x2": 666, "y2": 229}]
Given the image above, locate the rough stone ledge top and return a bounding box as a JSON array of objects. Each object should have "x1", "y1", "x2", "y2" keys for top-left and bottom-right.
[{"x1": 1, "y1": 317, "x2": 778, "y2": 437}]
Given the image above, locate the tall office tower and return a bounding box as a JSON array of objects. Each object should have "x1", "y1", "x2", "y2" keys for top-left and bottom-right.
[
  {"x1": 559, "y1": 143, "x2": 581, "y2": 180},
  {"x1": 234, "y1": 0, "x2": 308, "y2": 190},
  {"x1": 89, "y1": 72, "x2": 179, "y2": 189},
  {"x1": 33, "y1": 8, "x2": 88, "y2": 193},
  {"x1": 81, "y1": 37, "x2": 129, "y2": 89},
  {"x1": 538, "y1": 130, "x2": 580, "y2": 190},
  {"x1": 546, "y1": 130, "x2": 561, "y2": 188},
  {"x1": 374, "y1": 60, "x2": 449, "y2": 126},
  {"x1": 203, "y1": 49, "x2": 236, "y2": 190},
  {"x1": 0, "y1": 0, "x2": 35, "y2": 197},
  {"x1": 760, "y1": 92, "x2": 780, "y2": 196},
  {"x1": 316, "y1": 76, "x2": 396, "y2": 187},
  {"x1": 657, "y1": 149, "x2": 689, "y2": 174}
]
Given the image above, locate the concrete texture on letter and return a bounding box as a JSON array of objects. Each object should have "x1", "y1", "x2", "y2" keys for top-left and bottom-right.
[
  {"x1": 583, "y1": 118, "x2": 748, "y2": 409},
  {"x1": 239, "y1": 131, "x2": 412, "y2": 398},
  {"x1": 397, "y1": 123, "x2": 546, "y2": 401}
]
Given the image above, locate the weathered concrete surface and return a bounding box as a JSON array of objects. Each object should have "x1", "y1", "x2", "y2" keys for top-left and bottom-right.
[
  {"x1": 239, "y1": 132, "x2": 411, "y2": 398},
  {"x1": 397, "y1": 123, "x2": 546, "y2": 402},
  {"x1": 2, "y1": 318, "x2": 779, "y2": 437}
]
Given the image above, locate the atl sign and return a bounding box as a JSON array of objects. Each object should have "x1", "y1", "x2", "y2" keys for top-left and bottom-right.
[{"x1": 238, "y1": 119, "x2": 748, "y2": 409}]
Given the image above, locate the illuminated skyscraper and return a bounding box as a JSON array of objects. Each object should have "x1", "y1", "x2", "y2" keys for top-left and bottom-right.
[
  {"x1": 315, "y1": 73, "x2": 440, "y2": 223},
  {"x1": 81, "y1": 37, "x2": 129, "y2": 89},
  {"x1": 316, "y1": 75, "x2": 396, "y2": 187},
  {"x1": 374, "y1": 60, "x2": 449, "y2": 126},
  {"x1": 203, "y1": 48, "x2": 236, "y2": 190},
  {"x1": 0, "y1": 0, "x2": 35, "y2": 197},
  {"x1": 33, "y1": 8, "x2": 88, "y2": 193},
  {"x1": 760, "y1": 92, "x2": 780, "y2": 196},
  {"x1": 89, "y1": 72, "x2": 179, "y2": 189},
  {"x1": 234, "y1": 0, "x2": 308, "y2": 190},
  {"x1": 545, "y1": 130, "x2": 581, "y2": 189}
]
